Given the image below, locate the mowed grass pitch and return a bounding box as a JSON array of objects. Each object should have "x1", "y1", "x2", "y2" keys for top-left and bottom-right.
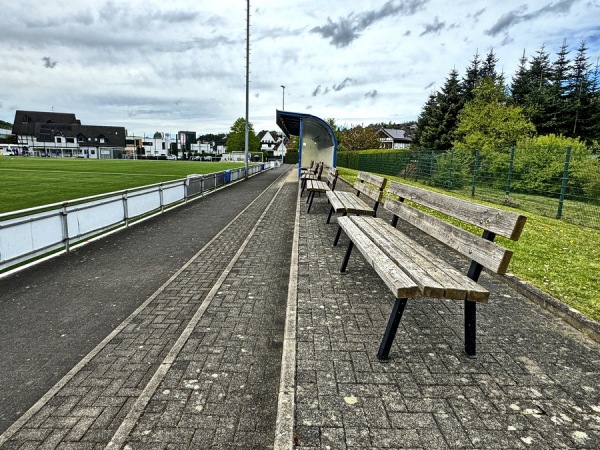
[{"x1": 0, "y1": 157, "x2": 246, "y2": 214}]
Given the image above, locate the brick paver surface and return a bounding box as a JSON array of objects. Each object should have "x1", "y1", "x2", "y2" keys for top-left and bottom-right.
[
  {"x1": 294, "y1": 180, "x2": 600, "y2": 449},
  {"x1": 0, "y1": 168, "x2": 297, "y2": 449}
]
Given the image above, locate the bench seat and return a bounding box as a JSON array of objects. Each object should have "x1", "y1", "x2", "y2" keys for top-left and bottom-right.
[
  {"x1": 338, "y1": 216, "x2": 489, "y2": 302},
  {"x1": 325, "y1": 171, "x2": 388, "y2": 246},
  {"x1": 306, "y1": 167, "x2": 338, "y2": 213},
  {"x1": 326, "y1": 191, "x2": 376, "y2": 216},
  {"x1": 306, "y1": 179, "x2": 329, "y2": 193}
]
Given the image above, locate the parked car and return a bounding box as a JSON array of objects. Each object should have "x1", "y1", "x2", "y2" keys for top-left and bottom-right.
[{"x1": 166, "y1": 155, "x2": 177, "y2": 160}]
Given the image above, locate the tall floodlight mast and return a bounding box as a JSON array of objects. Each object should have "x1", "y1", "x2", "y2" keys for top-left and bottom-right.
[{"x1": 244, "y1": 0, "x2": 250, "y2": 179}]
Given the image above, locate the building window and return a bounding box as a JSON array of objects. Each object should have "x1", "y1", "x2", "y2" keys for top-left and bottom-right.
[
  {"x1": 66, "y1": 137, "x2": 75, "y2": 143},
  {"x1": 100, "y1": 138, "x2": 105, "y2": 143},
  {"x1": 56, "y1": 137, "x2": 63, "y2": 143}
]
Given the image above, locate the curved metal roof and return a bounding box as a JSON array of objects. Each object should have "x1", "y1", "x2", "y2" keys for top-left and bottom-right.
[{"x1": 276, "y1": 110, "x2": 337, "y2": 148}]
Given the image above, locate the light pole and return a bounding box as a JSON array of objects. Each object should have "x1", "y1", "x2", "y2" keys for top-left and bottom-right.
[
  {"x1": 281, "y1": 85, "x2": 285, "y2": 110},
  {"x1": 244, "y1": 0, "x2": 250, "y2": 179}
]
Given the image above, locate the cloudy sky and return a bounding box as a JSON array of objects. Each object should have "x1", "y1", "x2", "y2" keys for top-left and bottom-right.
[{"x1": 1, "y1": 0, "x2": 599, "y2": 136}]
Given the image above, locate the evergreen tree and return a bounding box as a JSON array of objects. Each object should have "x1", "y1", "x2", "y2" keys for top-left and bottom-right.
[
  {"x1": 412, "y1": 91, "x2": 441, "y2": 149},
  {"x1": 510, "y1": 50, "x2": 530, "y2": 106},
  {"x1": 480, "y1": 49, "x2": 500, "y2": 83},
  {"x1": 525, "y1": 45, "x2": 555, "y2": 134},
  {"x1": 568, "y1": 41, "x2": 592, "y2": 139},
  {"x1": 549, "y1": 39, "x2": 572, "y2": 136},
  {"x1": 461, "y1": 50, "x2": 481, "y2": 103},
  {"x1": 435, "y1": 68, "x2": 464, "y2": 149},
  {"x1": 585, "y1": 58, "x2": 600, "y2": 144}
]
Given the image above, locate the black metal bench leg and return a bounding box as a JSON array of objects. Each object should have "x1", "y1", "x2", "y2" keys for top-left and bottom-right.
[
  {"x1": 326, "y1": 207, "x2": 334, "y2": 224},
  {"x1": 333, "y1": 225, "x2": 343, "y2": 246},
  {"x1": 307, "y1": 192, "x2": 315, "y2": 213},
  {"x1": 464, "y1": 300, "x2": 476, "y2": 358},
  {"x1": 340, "y1": 241, "x2": 354, "y2": 273},
  {"x1": 377, "y1": 298, "x2": 408, "y2": 362}
]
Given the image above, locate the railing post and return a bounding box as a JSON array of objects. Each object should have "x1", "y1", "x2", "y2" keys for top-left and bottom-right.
[
  {"x1": 184, "y1": 178, "x2": 189, "y2": 203},
  {"x1": 505, "y1": 147, "x2": 515, "y2": 203},
  {"x1": 61, "y1": 202, "x2": 70, "y2": 253},
  {"x1": 159, "y1": 183, "x2": 165, "y2": 211},
  {"x1": 200, "y1": 175, "x2": 204, "y2": 196},
  {"x1": 123, "y1": 191, "x2": 129, "y2": 227},
  {"x1": 557, "y1": 146, "x2": 572, "y2": 219}
]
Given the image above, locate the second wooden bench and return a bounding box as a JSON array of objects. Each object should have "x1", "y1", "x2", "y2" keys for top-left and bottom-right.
[{"x1": 326, "y1": 171, "x2": 387, "y2": 246}]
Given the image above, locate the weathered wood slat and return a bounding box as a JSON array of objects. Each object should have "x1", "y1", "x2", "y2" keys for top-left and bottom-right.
[
  {"x1": 384, "y1": 198, "x2": 513, "y2": 274},
  {"x1": 358, "y1": 171, "x2": 387, "y2": 189},
  {"x1": 388, "y1": 181, "x2": 527, "y2": 240},
  {"x1": 328, "y1": 191, "x2": 375, "y2": 215},
  {"x1": 354, "y1": 217, "x2": 489, "y2": 302},
  {"x1": 307, "y1": 180, "x2": 330, "y2": 193},
  {"x1": 354, "y1": 182, "x2": 385, "y2": 203},
  {"x1": 326, "y1": 190, "x2": 346, "y2": 212},
  {"x1": 338, "y1": 217, "x2": 419, "y2": 298}
]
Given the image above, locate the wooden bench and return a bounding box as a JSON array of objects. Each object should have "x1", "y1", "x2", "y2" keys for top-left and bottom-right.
[
  {"x1": 326, "y1": 171, "x2": 388, "y2": 246},
  {"x1": 300, "y1": 160, "x2": 315, "y2": 174},
  {"x1": 306, "y1": 167, "x2": 338, "y2": 213},
  {"x1": 337, "y1": 180, "x2": 527, "y2": 361},
  {"x1": 300, "y1": 162, "x2": 324, "y2": 196}
]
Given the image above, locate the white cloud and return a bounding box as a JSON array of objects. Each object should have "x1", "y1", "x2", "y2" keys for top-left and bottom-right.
[{"x1": 0, "y1": 0, "x2": 598, "y2": 135}]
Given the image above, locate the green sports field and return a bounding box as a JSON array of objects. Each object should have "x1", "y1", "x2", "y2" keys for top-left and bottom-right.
[{"x1": 0, "y1": 157, "x2": 246, "y2": 214}]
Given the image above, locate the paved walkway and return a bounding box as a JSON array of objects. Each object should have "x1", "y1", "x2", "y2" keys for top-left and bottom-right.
[{"x1": 1, "y1": 165, "x2": 599, "y2": 449}]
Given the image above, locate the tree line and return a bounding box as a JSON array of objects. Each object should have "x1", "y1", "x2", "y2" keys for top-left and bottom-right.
[{"x1": 412, "y1": 42, "x2": 600, "y2": 151}]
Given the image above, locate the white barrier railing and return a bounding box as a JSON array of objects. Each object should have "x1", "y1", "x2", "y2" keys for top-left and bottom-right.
[{"x1": 0, "y1": 163, "x2": 274, "y2": 272}]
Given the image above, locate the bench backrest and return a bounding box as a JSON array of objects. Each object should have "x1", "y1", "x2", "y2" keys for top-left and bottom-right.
[
  {"x1": 315, "y1": 162, "x2": 324, "y2": 179},
  {"x1": 384, "y1": 181, "x2": 527, "y2": 275},
  {"x1": 327, "y1": 167, "x2": 339, "y2": 190},
  {"x1": 354, "y1": 171, "x2": 388, "y2": 205}
]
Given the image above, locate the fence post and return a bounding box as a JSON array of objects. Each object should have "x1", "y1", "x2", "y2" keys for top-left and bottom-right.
[
  {"x1": 414, "y1": 152, "x2": 419, "y2": 181},
  {"x1": 430, "y1": 150, "x2": 435, "y2": 181},
  {"x1": 61, "y1": 202, "x2": 70, "y2": 253},
  {"x1": 557, "y1": 146, "x2": 572, "y2": 219},
  {"x1": 447, "y1": 150, "x2": 454, "y2": 188},
  {"x1": 505, "y1": 147, "x2": 516, "y2": 202},
  {"x1": 471, "y1": 149, "x2": 479, "y2": 197}
]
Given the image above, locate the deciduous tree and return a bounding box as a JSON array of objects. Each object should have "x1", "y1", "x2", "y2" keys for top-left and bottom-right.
[{"x1": 226, "y1": 118, "x2": 260, "y2": 153}]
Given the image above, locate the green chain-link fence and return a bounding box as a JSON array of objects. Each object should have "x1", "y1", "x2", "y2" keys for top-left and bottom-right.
[{"x1": 337, "y1": 148, "x2": 600, "y2": 230}]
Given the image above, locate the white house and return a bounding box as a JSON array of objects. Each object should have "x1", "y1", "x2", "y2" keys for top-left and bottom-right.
[{"x1": 378, "y1": 128, "x2": 412, "y2": 149}]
